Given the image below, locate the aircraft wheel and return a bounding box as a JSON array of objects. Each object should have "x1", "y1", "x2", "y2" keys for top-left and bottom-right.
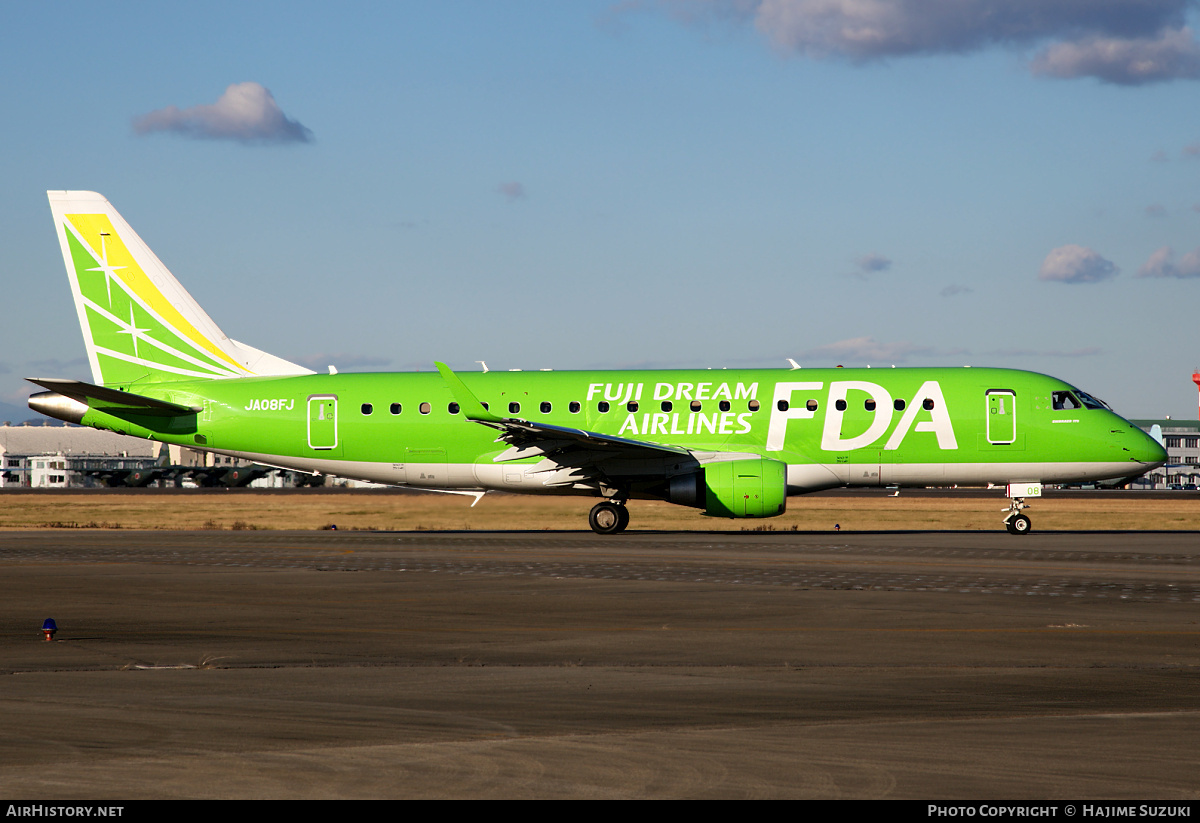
[
  {"x1": 589, "y1": 502, "x2": 625, "y2": 535},
  {"x1": 616, "y1": 504, "x2": 630, "y2": 533},
  {"x1": 1006, "y1": 514, "x2": 1032, "y2": 535}
]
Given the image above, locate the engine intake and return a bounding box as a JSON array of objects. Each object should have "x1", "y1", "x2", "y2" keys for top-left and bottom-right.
[{"x1": 668, "y1": 457, "x2": 787, "y2": 518}]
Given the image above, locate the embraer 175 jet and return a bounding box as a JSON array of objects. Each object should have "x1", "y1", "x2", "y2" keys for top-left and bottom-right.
[{"x1": 30, "y1": 191, "x2": 1166, "y2": 534}]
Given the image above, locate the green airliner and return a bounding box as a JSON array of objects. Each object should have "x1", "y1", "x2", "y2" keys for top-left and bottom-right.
[{"x1": 30, "y1": 191, "x2": 1166, "y2": 535}]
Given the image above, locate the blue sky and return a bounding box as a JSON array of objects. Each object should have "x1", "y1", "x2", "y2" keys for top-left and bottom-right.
[{"x1": 4, "y1": 1, "x2": 1200, "y2": 420}]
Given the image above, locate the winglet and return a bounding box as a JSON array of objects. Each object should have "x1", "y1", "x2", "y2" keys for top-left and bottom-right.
[{"x1": 434, "y1": 362, "x2": 504, "y2": 423}]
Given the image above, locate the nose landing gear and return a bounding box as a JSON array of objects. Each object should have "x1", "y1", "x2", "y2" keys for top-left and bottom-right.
[
  {"x1": 1005, "y1": 509, "x2": 1032, "y2": 535},
  {"x1": 1003, "y1": 497, "x2": 1032, "y2": 535},
  {"x1": 1001, "y1": 483, "x2": 1041, "y2": 535}
]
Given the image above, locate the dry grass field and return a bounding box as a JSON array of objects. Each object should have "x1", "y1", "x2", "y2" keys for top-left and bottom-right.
[{"x1": 0, "y1": 489, "x2": 1196, "y2": 532}]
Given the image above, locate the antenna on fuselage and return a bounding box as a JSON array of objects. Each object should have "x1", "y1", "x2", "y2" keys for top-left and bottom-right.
[
  {"x1": 476, "y1": 361, "x2": 489, "y2": 373},
  {"x1": 786, "y1": 358, "x2": 801, "y2": 370}
]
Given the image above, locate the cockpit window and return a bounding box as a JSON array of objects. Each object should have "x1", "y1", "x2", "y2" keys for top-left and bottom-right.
[
  {"x1": 1054, "y1": 389, "x2": 1109, "y2": 411},
  {"x1": 1074, "y1": 390, "x2": 1110, "y2": 411},
  {"x1": 1052, "y1": 391, "x2": 1081, "y2": 411}
]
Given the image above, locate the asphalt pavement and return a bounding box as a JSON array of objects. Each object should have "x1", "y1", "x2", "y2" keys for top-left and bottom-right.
[{"x1": 3, "y1": 528, "x2": 1199, "y2": 799}]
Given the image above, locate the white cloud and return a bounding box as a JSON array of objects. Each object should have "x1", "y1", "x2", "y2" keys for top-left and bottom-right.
[
  {"x1": 1038, "y1": 245, "x2": 1118, "y2": 284},
  {"x1": 133, "y1": 82, "x2": 313, "y2": 144},
  {"x1": 852, "y1": 252, "x2": 892, "y2": 277},
  {"x1": 1030, "y1": 27, "x2": 1200, "y2": 84},
  {"x1": 650, "y1": 1, "x2": 1200, "y2": 84},
  {"x1": 797, "y1": 336, "x2": 934, "y2": 363},
  {"x1": 294, "y1": 353, "x2": 392, "y2": 371},
  {"x1": 940, "y1": 284, "x2": 972, "y2": 297},
  {"x1": 1136, "y1": 246, "x2": 1200, "y2": 278},
  {"x1": 497, "y1": 181, "x2": 527, "y2": 201},
  {"x1": 987, "y1": 346, "x2": 1103, "y2": 357}
]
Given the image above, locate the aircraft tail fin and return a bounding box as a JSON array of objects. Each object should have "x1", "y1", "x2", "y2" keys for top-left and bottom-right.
[{"x1": 47, "y1": 190, "x2": 314, "y2": 386}]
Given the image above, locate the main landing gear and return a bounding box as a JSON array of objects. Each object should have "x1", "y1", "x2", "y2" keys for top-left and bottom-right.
[{"x1": 589, "y1": 500, "x2": 630, "y2": 535}]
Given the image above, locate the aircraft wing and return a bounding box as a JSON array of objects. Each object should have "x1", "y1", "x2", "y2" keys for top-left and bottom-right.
[
  {"x1": 26, "y1": 378, "x2": 201, "y2": 416},
  {"x1": 477, "y1": 417, "x2": 692, "y2": 462},
  {"x1": 435, "y1": 362, "x2": 693, "y2": 489}
]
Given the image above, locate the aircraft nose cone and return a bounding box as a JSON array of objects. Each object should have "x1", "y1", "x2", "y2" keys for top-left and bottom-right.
[{"x1": 1135, "y1": 427, "x2": 1168, "y2": 468}]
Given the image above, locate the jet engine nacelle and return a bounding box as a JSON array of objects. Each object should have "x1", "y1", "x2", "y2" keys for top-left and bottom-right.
[{"x1": 667, "y1": 457, "x2": 787, "y2": 518}]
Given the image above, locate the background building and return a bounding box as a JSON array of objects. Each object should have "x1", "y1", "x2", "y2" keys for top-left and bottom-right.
[
  {"x1": 0, "y1": 422, "x2": 160, "y2": 487},
  {"x1": 0, "y1": 423, "x2": 308, "y2": 488}
]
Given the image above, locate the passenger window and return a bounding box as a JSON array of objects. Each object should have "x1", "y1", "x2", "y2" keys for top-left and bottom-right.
[
  {"x1": 748, "y1": 400, "x2": 760, "y2": 412},
  {"x1": 923, "y1": 398, "x2": 935, "y2": 411},
  {"x1": 598, "y1": 401, "x2": 610, "y2": 413},
  {"x1": 835, "y1": 399, "x2": 847, "y2": 411},
  {"x1": 361, "y1": 403, "x2": 373, "y2": 415},
  {"x1": 719, "y1": 400, "x2": 731, "y2": 412},
  {"x1": 806, "y1": 399, "x2": 817, "y2": 412},
  {"x1": 448, "y1": 402, "x2": 460, "y2": 414},
  {"x1": 509, "y1": 402, "x2": 521, "y2": 414},
  {"x1": 661, "y1": 401, "x2": 672, "y2": 412},
  {"x1": 691, "y1": 400, "x2": 702, "y2": 412},
  {"x1": 390, "y1": 403, "x2": 402, "y2": 415},
  {"x1": 894, "y1": 399, "x2": 905, "y2": 411},
  {"x1": 864, "y1": 399, "x2": 876, "y2": 411},
  {"x1": 540, "y1": 401, "x2": 552, "y2": 413},
  {"x1": 776, "y1": 400, "x2": 789, "y2": 412},
  {"x1": 419, "y1": 402, "x2": 431, "y2": 415},
  {"x1": 569, "y1": 401, "x2": 581, "y2": 413},
  {"x1": 627, "y1": 401, "x2": 639, "y2": 412}
]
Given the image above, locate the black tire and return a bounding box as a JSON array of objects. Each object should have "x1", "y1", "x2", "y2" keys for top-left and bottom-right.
[
  {"x1": 589, "y1": 502, "x2": 623, "y2": 535},
  {"x1": 1006, "y1": 514, "x2": 1031, "y2": 535},
  {"x1": 615, "y1": 504, "x2": 630, "y2": 533}
]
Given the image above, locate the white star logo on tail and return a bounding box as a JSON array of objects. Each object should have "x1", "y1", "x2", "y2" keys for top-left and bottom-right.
[
  {"x1": 85, "y1": 233, "x2": 126, "y2": 305},
  {"x1": 114, "y1": 304, "x2": 152, "y2": 359}
]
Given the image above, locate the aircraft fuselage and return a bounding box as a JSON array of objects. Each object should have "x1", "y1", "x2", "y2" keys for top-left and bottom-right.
[{"x1": 56, "y1": 366, "x2": 1163, "y2": 497}]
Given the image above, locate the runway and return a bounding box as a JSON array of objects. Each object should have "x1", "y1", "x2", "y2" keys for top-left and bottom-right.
[{"x1": 3, "y1": 528, "x2": 1200, "y2": 799}]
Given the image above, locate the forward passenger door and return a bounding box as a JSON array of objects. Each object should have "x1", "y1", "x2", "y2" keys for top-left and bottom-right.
[{"x1": 986, "y1": 390, "x2": 1016, "y2": 445}]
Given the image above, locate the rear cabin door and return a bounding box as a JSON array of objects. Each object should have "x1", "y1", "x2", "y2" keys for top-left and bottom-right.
[{"x1": 308, "y1": 395, "x2": 339, "y2": 451}]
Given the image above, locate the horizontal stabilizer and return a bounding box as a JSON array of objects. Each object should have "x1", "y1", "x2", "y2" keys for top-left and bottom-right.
[{"x1": 26, "y1": 377, "x2": 200, "y2": 416}]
